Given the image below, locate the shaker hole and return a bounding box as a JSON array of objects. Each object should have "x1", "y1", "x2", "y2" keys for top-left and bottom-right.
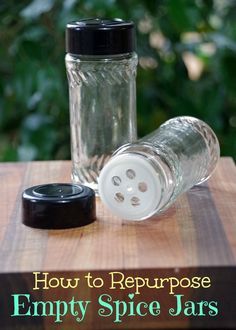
[
  {"x1": 131, "y1": 196, "x2": 140, "y2": 207},
  {"x1": 114, "y1": 192, "x2": 124, "y2": 203},
  {"x1": 112, "y1": 176, "x2": 121, "y2": 186},
  {"x1": 126, "y1": 169, "x2": 136, "y2": 179},
  {"x1": 138, "y1": 182, "x2": 148, "y2": 192}
]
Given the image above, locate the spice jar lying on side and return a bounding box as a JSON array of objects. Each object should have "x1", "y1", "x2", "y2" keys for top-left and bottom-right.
[
  {"x1": 65, "y1": 18, "x2": 138, "y2": 192},
  {"x1": 98, "y1": 116, "x2": 220, "y2": 220}
]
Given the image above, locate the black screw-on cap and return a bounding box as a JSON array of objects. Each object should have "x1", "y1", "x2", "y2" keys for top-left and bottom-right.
[
  {"x1": 66, "y1": 18, "x2": 135, "y2": 56},
  {"x1": 22, "y1": 183, "x2": 96, "y2": 229}
]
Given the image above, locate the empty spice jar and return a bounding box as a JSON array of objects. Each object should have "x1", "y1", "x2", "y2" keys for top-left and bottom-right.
[
  {"x1": 65, "y1": 19, "x2": 138, "y2": 191},
  {"x1": 98, "y1": 116, "x2": 220, "y2": 220}
]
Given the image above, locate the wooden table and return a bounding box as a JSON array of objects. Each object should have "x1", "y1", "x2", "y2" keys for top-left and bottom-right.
[{"x1": 0, "y1": 158, "x2": 236, "y2": 329}]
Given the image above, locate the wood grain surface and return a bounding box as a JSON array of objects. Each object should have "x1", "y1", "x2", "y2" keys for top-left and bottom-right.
[
  {"x1": 0, "y1": 158, "x2": 236, "y2": 329},
  {"x1": 0, "y1": 157, "x2": 235, "y2": 273}
]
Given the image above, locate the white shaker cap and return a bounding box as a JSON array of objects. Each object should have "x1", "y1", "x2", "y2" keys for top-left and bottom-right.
[{"x1": 98, "y1": 154, "x2": 162, "y2": 220}]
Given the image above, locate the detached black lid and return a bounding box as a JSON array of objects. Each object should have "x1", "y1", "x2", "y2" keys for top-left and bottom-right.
[
  {"x1": 22, "y1": 183, "x2": 96, "y2": 229},
  {"x1": 66, "y1": 18, "x2": 135, "y2": 56}
]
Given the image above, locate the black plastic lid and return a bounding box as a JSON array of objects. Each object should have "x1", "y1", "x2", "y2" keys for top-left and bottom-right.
[
  {"x1": 22, "y1": 183, "x2": 96, "y2": 229},
  {"x1": 66, "y1": 18, "x2": 135, "y2": 56}
]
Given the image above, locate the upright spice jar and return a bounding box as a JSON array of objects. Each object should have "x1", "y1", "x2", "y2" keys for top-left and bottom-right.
[{"x1": 65, "y1": 18, "x2": 138, "y2": 192}]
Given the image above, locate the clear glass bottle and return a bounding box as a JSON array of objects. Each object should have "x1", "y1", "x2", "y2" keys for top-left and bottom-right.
[
  {"x1": 65, "y1": 19, "x2": 138, "y2": 191},
  {"x1": 98, "y1": 116, "x2": 220, "y2": 220}
]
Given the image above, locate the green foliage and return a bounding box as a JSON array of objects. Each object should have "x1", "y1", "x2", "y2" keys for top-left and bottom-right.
[{"x1": 0, "y1": 0, "x2": 235, "y2": 161}]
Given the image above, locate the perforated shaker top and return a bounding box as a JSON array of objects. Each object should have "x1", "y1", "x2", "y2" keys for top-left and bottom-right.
[{"x1": 98, "y1": 154, "x2": 162, "y2": 220}]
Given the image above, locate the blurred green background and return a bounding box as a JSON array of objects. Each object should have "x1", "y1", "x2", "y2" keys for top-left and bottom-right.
[{"x1": 0, "y1": 0, "x2": 236, "y2": 161}]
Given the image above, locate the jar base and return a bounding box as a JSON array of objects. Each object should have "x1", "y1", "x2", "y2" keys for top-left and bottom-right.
[{"x1": 71, "y1": 172, "x2": 99, "y2": 195}]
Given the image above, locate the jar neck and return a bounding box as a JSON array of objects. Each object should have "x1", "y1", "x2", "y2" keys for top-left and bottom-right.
[{"x1": 66, "y1": 52, "x2": 137, "y2": 62}]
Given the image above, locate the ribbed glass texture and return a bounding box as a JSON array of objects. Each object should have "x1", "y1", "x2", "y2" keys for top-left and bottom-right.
[
  {"x1": 66, "y1": 53, "x2": 138, "y2": 191},
  {"x1": 114, "y1": 116, "x2": 220, "y2": 216}
]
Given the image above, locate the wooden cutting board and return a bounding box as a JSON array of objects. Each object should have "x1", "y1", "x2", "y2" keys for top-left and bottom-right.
[
  {"x1": 1, "y1": 158, "x2": 235, "y2": 272},
  {"x1": 0, "y1": 158, "x2": 235, "y2": 330}
]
